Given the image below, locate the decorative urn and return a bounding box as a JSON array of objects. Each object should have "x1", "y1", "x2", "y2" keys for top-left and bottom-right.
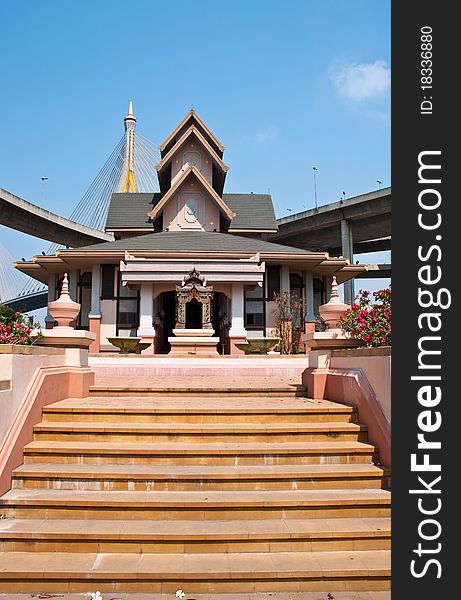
[
  {"x1": 318, "y1": 276, "x2": 351, "y2": 329},
  {"x1": 48, "y1": 273, "x2": 80, "y2": 328}
]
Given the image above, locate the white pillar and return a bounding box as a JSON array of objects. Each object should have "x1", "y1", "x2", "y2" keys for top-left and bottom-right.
[
  {"x1": 69, "y1": 269, "x2": 78, "y2": 302},
  {"x1": 281, "y1": 265, "x2": 290, "y2": 293},
  {"x1": 229, "y1": 283, "x2": 246, "y2": 338},
  {"x1": 304, "y1": 271, "x2": 315, "y2": 322},
  {"x1": 45, "y1": 273, "x2": 56, "y2": 326},
  {"x1": 89, "y1": 264, "x2": 101, "y2": 318},
  {"x1": 137, "y1": 282, "x2": 156, "y2": 336},
  {"x1": 325, "y1": 275, "x2": 333, "y2": 302}
]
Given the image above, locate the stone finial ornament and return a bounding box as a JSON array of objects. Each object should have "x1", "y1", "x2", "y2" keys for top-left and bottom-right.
[
  {"x1": 318, "y1": 276, "x2": 351, "y2": 329},
  {"x1": 47, "y1": 273, "x2": 81, "y2": 328}
]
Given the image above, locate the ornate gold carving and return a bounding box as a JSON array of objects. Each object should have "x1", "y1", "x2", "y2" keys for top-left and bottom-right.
[{"x1": 175, "y1": 268, "x2": 214, "y2": 329}]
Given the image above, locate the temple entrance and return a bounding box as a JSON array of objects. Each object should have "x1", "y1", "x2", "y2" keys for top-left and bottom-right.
[
  {"x1": 156, "y1": 291, "x2": 176, "y2": 353},
  {"x1": 156, "y1": 289, "x2": 229, "y2": 354},
  {"x1": 185, "y1": 299, "x2": 202, "y2": 329},
  {"x1": 174, "y1": 268, "x2": 213, "y2": 330}
]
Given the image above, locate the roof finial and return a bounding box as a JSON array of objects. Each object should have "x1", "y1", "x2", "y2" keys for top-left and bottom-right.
[{"x1": 330, "y1": 276, "x2": 340, "y2": 300}]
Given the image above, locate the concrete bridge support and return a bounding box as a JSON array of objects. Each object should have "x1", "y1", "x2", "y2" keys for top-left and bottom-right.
[{"x1": 341, "y1": 219, "x2": 354, "y2": 305}]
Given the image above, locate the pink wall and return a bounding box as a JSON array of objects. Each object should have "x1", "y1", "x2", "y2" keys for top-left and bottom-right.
[
  {"x1": 302, "y1": 363, "x2": 391, "y2": 468},
  {"x1": 330, "y1": 351, "x2": 391, "y2": 421},
  {"x1": 0, "y1": 365, "x2": 94, "y2": 495},
  {"x1": 163, "y1": 187, "x2": 220, "y2": 232},
  {"x1": 170, "y1": 141, "x2": 213, "y2": 184},
  {"x1": 0, "y1": 346, "x2": 95, "y2": 496}
]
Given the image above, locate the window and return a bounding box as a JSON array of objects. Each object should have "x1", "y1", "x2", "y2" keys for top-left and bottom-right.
[
  {"x1": 290, "y1": 273, "x2": 304, "y2": 328},
  {"x1": 101, "y1": 265, "x2": 116, "y2": 299},
  {"x1": 78, "y1": 271, "x2": 92, "y2": 329},
  {"x1": 266, "y1": 266, "x2": 280, "y2": 300},
  {"x1": 185, "y1": 197, "x2": 199, "y2": 222},
  {"x1": 244, "y1": 285, "x2": 264, "y2": 329},
  {"x1": 116, "y1": 272, "x2": 139, "y2": 334}
]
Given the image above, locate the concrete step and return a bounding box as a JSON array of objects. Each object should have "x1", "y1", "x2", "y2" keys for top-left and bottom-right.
[
  {"x1": 43, "y1": 396, "x2": 357, "y2": 423},
  {"x1": 89, "y1": 385, "x2": 307, "y2": 397},
  {"x1": 33, "y1": 420, "x2": 368, "y2": 443},
  {"x1": 0, "y1": 516, "x2": 391, "y2": 553},
  {"x1": 0, "y1": 488, "x2": 391, "y2": 520},
  {"x1": 24, "y1": 439, "x2": 377, "y2": 465},
  {"x1": 0, "y1": 549, "x2": 391, "y2": 592},
  {"x1": 11, "y1": 463, "x2": 389, "y2": 491}
]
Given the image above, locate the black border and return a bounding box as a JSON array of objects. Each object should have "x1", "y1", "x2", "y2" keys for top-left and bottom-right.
[{"x1": 392, "y1": 2, "x2": 457, "y2": 595}]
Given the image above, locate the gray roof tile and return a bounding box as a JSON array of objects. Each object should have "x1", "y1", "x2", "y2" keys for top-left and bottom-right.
[
  {"x1": 225, "y1": 194, "x2": 277, "y2": 231},
  {"x1": 76, "y1": 230, "x2": 310, "y2": 254},
  {"x1": 105, "y1": 193, "x2": 160, "y2": 229},
  {"x1": 104, "y1": 193, "x2": 277, "y2": 232}
]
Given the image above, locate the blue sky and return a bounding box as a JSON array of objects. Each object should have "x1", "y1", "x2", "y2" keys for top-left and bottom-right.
[{"x1": 0, "y1": 0, "x2": 390, "y2": 295}]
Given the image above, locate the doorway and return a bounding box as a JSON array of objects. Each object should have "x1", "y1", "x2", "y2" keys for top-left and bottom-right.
[
  {"x1": 185, "y1": 299, "x2": 203, "y2": 329},
  {"x1": 156, "y1": 290, "x2": 230, "y2": 354}
]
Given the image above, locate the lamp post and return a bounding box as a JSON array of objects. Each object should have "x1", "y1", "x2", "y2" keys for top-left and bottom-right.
[
  {"x1": 312, "y1": 166, "x2": 318, "y2": 209},
  {"x1": 41, "y1": 177, "x2": 48, "y2": 204}
]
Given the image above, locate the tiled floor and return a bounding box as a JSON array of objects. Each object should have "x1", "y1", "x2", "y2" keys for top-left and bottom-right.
[{"x1": 0, "y1": 593, "x2": 391, "y2": 600}]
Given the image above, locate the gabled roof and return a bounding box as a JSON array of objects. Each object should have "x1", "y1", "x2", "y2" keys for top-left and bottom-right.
[
  {"x1": 104, "y1": 193, "x2": 277, "y2": 232},
  {"x1": 158, "y1": 110, "x2": 225, "y2": 156},
  {"x1": 225, "y1": 194, "x2": 277, "y2": 232},
  {"x1": 155, "y1": 125, "x2": 229, "y2": 174},
  {"x1": 105, "y1": 193, "x2": 161, "y2": 231},
  {"x1": 148, "y1": 164, "x2": 235, "y2": 221},
  {"x1": 16, "y1": 232, "x2": 367, "y2": 285},
  {"x1": 67, "y1": 231, "x2": 326, "y2": 255}
]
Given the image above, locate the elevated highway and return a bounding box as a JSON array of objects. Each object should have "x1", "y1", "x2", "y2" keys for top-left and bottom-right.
[
  {"x1": 271, "y1": 187, "x2": 391, "y2": 302},
  {"x1": 0, "y1": 187, "x2": 113, "y2": 248}
]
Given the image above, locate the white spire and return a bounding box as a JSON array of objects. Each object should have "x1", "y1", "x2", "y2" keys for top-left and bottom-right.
[
  {"x1": 119, "y1": 100, "x2": 137, "y2": 192},
  {"x1": 124, "y1": 99, "x2": 136, "y2": 124}
]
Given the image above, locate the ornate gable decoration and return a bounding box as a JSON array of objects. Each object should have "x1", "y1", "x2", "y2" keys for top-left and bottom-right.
[
  {"x1": 159, "y1": 110, "x2": 225, "y2": 156},
  {"x1": 175, "y1": 268, "x2": 214, "y2": 329},
  {"x1": 147, "y1": 164, "x2": 235, "y2": 221},
  {"x1": 155, "y1": 125, "x2": 229, "y2": 174}
]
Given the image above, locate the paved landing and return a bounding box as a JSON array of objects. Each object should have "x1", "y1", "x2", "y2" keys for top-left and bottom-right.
[{"x1": 0, "y1": 593, "x2": 391, "y2": 600}]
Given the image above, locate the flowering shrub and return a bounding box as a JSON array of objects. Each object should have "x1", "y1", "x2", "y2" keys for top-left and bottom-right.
[
  {"x1": 0, "y1": 305, "x2": 38, "y2": 345},
  {"x1": 339, "y1": 286, "x2": 391, "y2": 347}
]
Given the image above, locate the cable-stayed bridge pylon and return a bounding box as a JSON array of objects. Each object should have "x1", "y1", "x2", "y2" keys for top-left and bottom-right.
[{"x1": 1, "y1": 102, "x2": 160, "y2": 310}]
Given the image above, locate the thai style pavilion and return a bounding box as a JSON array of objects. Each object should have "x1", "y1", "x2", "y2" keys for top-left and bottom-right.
[{"x1": 16, "y1": 109, "x2": 365, "y2": 354}]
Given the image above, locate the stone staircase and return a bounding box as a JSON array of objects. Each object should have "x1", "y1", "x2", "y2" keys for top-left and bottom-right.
[{"x1": 0, "y1": 381, "x2": 391, "y2": 593}]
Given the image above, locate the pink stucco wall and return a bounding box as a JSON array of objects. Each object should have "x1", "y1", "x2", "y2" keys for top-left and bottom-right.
[
  {"x1": 0, "y1": 347, "x2": 94, "y2": 495},
  {"x1": 302, "y1": 350, "x2": 391, "y2": 467},
  {"x1": 170, "y1": 140, "x2": 213, "y2": 184},
  {"x1": 163, "y1": 186, "x2": 220, "y2": 232}
]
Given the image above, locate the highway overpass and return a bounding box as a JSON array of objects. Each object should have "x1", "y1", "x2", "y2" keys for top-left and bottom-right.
[
  {"x1": 0, "y1": 187, "x2": 113, "y2": 248},
  {"x1": 271, "y1": 187, "x2": 391, "y2": 302}
]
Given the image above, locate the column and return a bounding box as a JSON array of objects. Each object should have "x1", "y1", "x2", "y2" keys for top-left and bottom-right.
[
  {"x1": 229, "y1": 283, "x2": 247, "y2": 355},
  {"x1": 325, "y1": 275, "x2": 333, "y2": 302},
  {"x1": 137, "y1": 282, "x2": 156, "y2": 354},
  {"x1": 88, "y1": 264, "x2": 101, "y2": 353},
  {"x1": 281, "y1": 265, "x2": 290, "y2": 293},
  {"x1": 45, "y1": 274, "x2": 57, "y2": 329},
  {"x1": 303, "y1": 270, "x2": 316, "y2": 334},
  {"x1": 69, "y1": 269, "x2": 78, "y2": 329},
  {"x1": 341, "y1": 219, "x2": 354, "y2": 304}
]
